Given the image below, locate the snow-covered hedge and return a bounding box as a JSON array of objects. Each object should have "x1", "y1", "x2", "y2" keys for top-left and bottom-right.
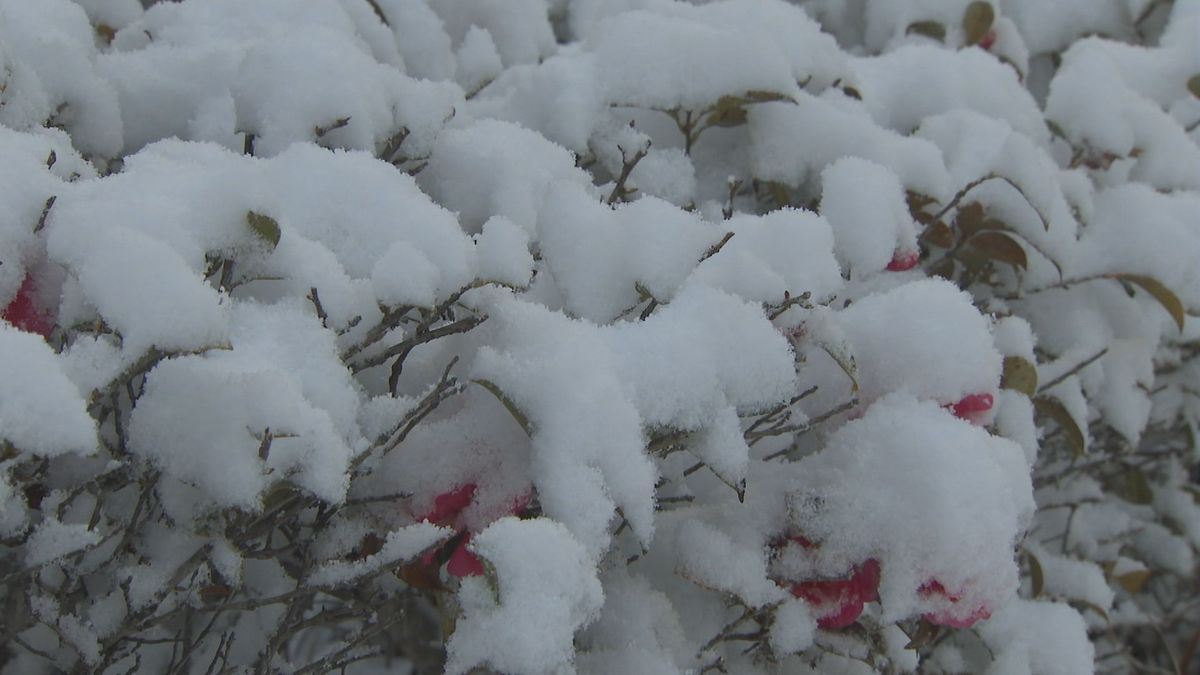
[{"x1": 2, "y1": 0, "x2": 1199, "y2": 673}]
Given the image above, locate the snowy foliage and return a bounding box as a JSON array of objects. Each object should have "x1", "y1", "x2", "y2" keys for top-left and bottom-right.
[{"x1": 1, "y1": 0, "x2": 1199, "y2": 673}]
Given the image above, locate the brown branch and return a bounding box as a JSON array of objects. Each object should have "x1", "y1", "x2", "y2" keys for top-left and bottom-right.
[
  {"x1": 33, "y1": 195, "x2": 56, "y2": 233},
  {"x1": 640, "y1": 232, "x2": 734, "y2": 321},
  {"x1": 307, "y1": 288, "x2": 328, "y2": 328},
  {"x1": 761, "y1": 397, "x2": 859, "y2": 460},
  {"x1": 607, "y1": 140, "x2": 650, "y2": 205},
  {"x1": 351, "y1": 315, "x2": 483, "y2": 375},
  {"x1": 1038, "y1": 347, "x2": 1108, "y2": 394}
]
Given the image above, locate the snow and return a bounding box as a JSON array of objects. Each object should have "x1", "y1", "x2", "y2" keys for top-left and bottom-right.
[
  {"x1": 769, "y1": 598, "x2": 817, "y2": 655},
  {"x1": 578, "y1": 571, "x2": 690, "y2": 672},
  {"x1": 0, "y1": 0, "x2": 123, "y2": 157},
  {"x1": 979, "y1": 599, "x2": 1095, "y2": 675},
  {"x1": 1024, "y1": 543, "x2": 1115, "y2": 610},
  {"x1": 470, "y1": 294, "x2": 659, "y2": 555},
  {"x1": 307, "y1": 522, "x2": 450, "y2": 587},
  {"x1": 128, "y1": 336, "x2": 356, "y2": 510},
  {"x1": 47, "y1": 221, "x2": 232, "y2": 354},
  {"x1": 25, "y1": 518, "x2": 101, "y2": 567},
  {"x1": 369, "y1": 388, "x2": 532, "y2": 533},
  {"x1": 590, "y1": 10, "x2": 799, "y2": 111},
  {"x1": 430, "y1": 0, "x2": 556, "y2": 67},
  {"x1": 677, "y1": 518, "x2": 790, "y2": 608},
  {"x1": 1001, "y1": 0, "x2": 1134, "y2": 55},
  {"x1": 692, "y1": 208, "x2": 843, "y2": 304},
  {"x1": 474, "y1": 217, "x2": 535, "y2": 288},
  {"x1": 748, "y1": 95, "x2": 952, "y2": 199},
  {"x1": 455, "y1": 26, "x2": 504, "y2": 95},
  {"x1": 232, "y1": 26, "x2": 406, "y2": 157},
  {"x1": 820, "y1": 157, "x2": 920, "y2": 277},
  {"x1": 853, "y1": 45, "x2": 1048, "y2": 144},
  {"x1": 835, "y1": 278, "x2": 1003, "y2": 408},
  {"x1": 1047, "y1": 43, "x2": 1200, "y2": 192},
  {"x1": 0, "y1": 325, "x2": 98, "y2": 457},
  {"x1": 446, "y1": 517, "x2": 603, "y2": 675},
  {"x1": 419, "y1": 119, "x2": 590, "y2": 234},
  {"x1": 791, "y1": 392, "x2": 1034, "y2": 624},
  {"x1": 469, "y1": 51, "x2": 602, "y2": 154},
  {"x1": 537, "y1": 184, "x2": 713, "y2": 322}
]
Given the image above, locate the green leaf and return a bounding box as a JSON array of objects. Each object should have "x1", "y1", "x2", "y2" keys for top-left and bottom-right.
[
  {"x1": 906, "y1": 20, "x2": 946, "y2": 42},
  {"x1": 925, "y1": 220, "x2": 956, "y2": 248},
  {"x1": 1072, "y1": 599, "x2": 1110, "y2": 622},
  {"x1": 953, "y1": 202, "x2": 986, "y2": 236},
  {"x1": 930, "y1": 257, "x2": 957, "y2": 281},
  {"x1": 962, "y1": 1, "x2": 995, "y2": 46},
  {"x1": 262, "y1": 481, "x2": 298, "y2": 512},
  {"x1": 967, "y1": 231, "x2": 1028, "y2": 269},
  {"x1": 1188, "y1": 74, "x2": 1200, "y2": 99},
  {"x1": 1034, "y1": 396, "x2": 1086, "y2": 458},
  {"x1": 1001, "y1": 356, "x2": 1038, "y2": 396},
  {"x1": 907, "y1": 191, "x2": 938, "y2": 213},
  {"x1": 903, "y1": 620, "x2": 941, "y2": 650},
  {"x1": 1116, "y1": 568, "x2": 1151, "y2": 594},
  {"x1": 704, "y1": 91, "x2": 791, "y2": 129},
  {"x1": 741, "y1": 90, "x2": 792, "y2": 104},
  {"x1": 1027, "y1": 549, "x2": 1045, "y2": 598},
  {"x1": 246, "y1": 211, "x2": 281, "y2": 250},
  {"x1": 1106, "y1": 467, "x2": 1154, "y2": 505},
  {"x1": 1046, "y1": 119, "x2": 1069, "y2": 142},
  {"x1": 818, "y1": 339, "x2": 858, "y2": 395},
  {"x1": 1110, "y1": 274, "x2": 1186, "y2": 331},
  {"x1": 705, "y1": 102, "x2": 748, "y2": 128},
  {"x1": 473, "y1": 379, "x2": 534, "y2": 437}
]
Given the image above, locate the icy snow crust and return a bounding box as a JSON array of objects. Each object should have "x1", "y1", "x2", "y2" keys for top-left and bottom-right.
[{"x1": 1, "y1": 0, "x2": 1198, "y2": 673}]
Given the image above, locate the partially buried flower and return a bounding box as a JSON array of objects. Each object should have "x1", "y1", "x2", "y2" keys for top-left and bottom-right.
[
  {"x1": 3, "y1": 273, "x2": 54, "y2": 338},
  {"x1": 413, "y1": 483, "x2": 532, "y2": 578},
  {"x1": 919, "y1": 579, "x2": 992, "y2": 628}
]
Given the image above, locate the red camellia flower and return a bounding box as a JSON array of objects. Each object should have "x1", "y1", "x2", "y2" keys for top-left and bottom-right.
[
  {"x1": 414, "y1": 483, "x2": 530, "y2": 578},
  {"x1": 2, "y1": 273, "x2": 54, "y2": 338},
  {"x1": 918, "y1": 579, "x2": 991, "y2": 628},
  {"x1": 446, "y1": 533, "x2": 486, "y2": 577},
  {"x1": 950, "y1": 392, "x2": 994, "y2": 424},
  {"x1": 886, "y1": 250, "x2": 920, "y2": 272},
  {"x1": 788, "y1": 557, "x2": 882, "y2": 630},
  {"x1": 419, "y1": 482, "x2": 477, "y2": 527}
]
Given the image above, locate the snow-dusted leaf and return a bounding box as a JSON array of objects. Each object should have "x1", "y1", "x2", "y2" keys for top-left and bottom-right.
[
  {"x1": 1002, "y1": 356, "x2": 1039, "y2": 397},
  {"x1": 1034, "y1": 396, "x2": 1087, "y2": 458},
  {"x1": 246, "y1": 210, "x2": 281, "y2": 250},
  {"x1": 1110, "y1": 274, "x2": 1185, "y2": 331},
  {"x1": 906, "y1": 21, "x2": 946, "y2": 42},
  {"x1": 307, "y1": 522, "x2": 451, "y2": 588},
  {"x1": 446, "y1": 518, "x2": 603, "y2": 675},
  {"x1": 968, "y1": 231, "x2": 1028, "y2": 269},
  {"x1": 1115, "y1": 568, "x2": 1151, "y2": 594},
  {"x1": 1105, "y1": 466, "x2": 1154, "y2": 506},
  {"x1": 1027, "y1": 548, "x2": 1045, "y2": 598},
  {"x1": 962, "y1": 2, "x2": 996, "y2": 46}
]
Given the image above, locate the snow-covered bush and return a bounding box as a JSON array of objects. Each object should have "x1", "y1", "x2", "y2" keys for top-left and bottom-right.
[{"x1": 2, "y1": 0, "x2": 1198, "y2": 672}]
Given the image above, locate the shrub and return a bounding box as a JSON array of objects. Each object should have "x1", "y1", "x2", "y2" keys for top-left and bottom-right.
[{"x1": 1, "y1": 0, "x2": 1198, "y2": 673}]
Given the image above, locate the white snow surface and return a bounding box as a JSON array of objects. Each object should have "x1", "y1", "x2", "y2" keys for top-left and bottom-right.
[{"x1": 446, "y1": 517, "x2": 604, "y2": 675}]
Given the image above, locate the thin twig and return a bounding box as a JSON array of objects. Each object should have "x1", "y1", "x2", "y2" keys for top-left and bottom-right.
[
  {"x1": 307, "y1": 288, "x2": 328, "y2": 328},
  {"x1": 761, "y1": 397, "x2": 859, "y2": 461},
  {"x1": 1038, "y1": 348, "x2": 1108, "y2": 394},
  {"x1": 607, "y1": 140, "x2": 650, "y2": 205}
]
